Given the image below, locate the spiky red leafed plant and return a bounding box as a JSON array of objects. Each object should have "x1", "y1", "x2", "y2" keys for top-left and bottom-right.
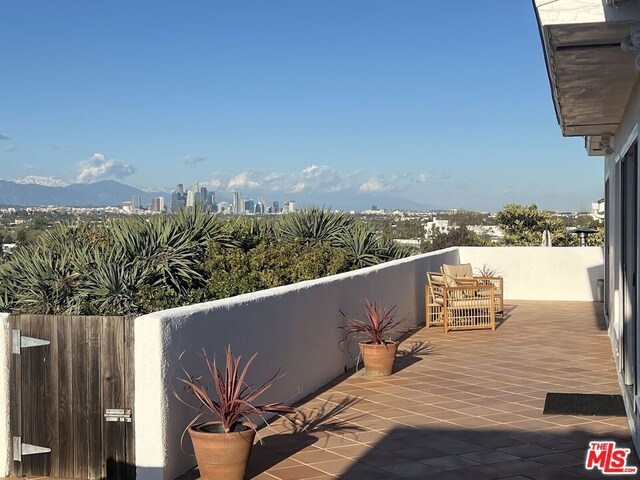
[
  {"x1": 340, "y1": 299, "x2": 409, "y2": 345},
  {"x1": 176, "y1": 345, "x2": 295, "y2": 434}
]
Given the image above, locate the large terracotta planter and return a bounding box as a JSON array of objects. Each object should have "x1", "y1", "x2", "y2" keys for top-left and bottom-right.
[
  {"x1": 359, "y1": 341, "x2": 398, "y2": 376},
  {"x1": 189, "y1": 422, "x2": 256, "y2": 480}
]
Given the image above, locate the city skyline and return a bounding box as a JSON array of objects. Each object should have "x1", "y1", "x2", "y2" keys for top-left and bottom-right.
[
  {"x1": 1, "y1": 1, "x2": 601, "y2": 211},
  {"x1": 166, "y1": 182, "x2": 295, "y2": 215},
  {"x1": 0, "y1": 173, "x2": 603, "y2": 213}
]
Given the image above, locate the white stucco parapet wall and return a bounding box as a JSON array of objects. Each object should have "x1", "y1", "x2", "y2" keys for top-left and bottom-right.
[
  {"x1": 113, "y1": 245, "x2": 605, "y2": 480},
  {"x1": 0, "y1": 247, "x2": 605, "y2": 479},
  {"x1": 459, "y1": 246, "x2": 605, "y2": 301},
  {"x1": 134, "y1": 248, "x2": 460, "y2": 480},
  {"x1": 0, "y1": 313, "x2": 10, "y2": 478}
]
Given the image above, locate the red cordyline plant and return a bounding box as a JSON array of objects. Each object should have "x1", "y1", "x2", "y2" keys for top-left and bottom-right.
[
  {"x1": 340, "y1": 299, "x2": 409, "y2": 345},
  {"x1": 176, "y1": 345, "x2": 295, "y2": 434}
]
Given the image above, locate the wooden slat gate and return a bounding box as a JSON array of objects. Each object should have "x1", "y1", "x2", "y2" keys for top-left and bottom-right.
[{"x1": 9, "y1": 315, "x2": 135, "y2": 479}]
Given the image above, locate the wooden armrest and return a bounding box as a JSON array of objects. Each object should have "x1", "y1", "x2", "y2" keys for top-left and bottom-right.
[
  {"x1": 444, "y1": 284, "x2": 493, "y2": 292},
  {"x1": 443, "y1": 285, "x2": 493, "y2": 298},
  {"x1": 452, "y1": 277, "x2": 478, "y2": 285}
]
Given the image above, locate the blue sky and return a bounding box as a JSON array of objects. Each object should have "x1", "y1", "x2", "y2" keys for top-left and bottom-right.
[{"x1": 0, "y1": 1, "x2": 601, "y2": 211}]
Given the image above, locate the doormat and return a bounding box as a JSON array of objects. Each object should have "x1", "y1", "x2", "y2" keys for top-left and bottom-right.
[{"x1": 543, "y1": 393, "x2": 626, "y2": 416}]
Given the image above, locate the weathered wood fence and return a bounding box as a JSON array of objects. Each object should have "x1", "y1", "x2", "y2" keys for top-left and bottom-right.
[{"x1": 9, "y1": 314, "x2": 135, "y2": 480}]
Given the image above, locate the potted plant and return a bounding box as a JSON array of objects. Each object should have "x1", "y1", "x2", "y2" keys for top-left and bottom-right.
[
  {"x1": 176, "y1": 345, "x2": 295, "y2": 480},
  {"x1": 341, "y1": 299, "x2": 409, "y2": 376}
]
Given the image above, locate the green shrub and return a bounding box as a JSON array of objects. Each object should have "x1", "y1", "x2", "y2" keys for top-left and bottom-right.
[{"x1": 0, "y1": 207, "x2": 413, "y2": 315}]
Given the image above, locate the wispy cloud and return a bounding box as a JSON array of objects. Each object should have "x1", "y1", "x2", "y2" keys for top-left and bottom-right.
[
  {"x1": 359, "y1": 172, "x2": 431, "y2": 193},
  {"x1": 22, "y1": 163, "x2": 34, "y2": 169},
  {"x1": 76, "y1": 153, "x2": 135, "y2": 183},
  {"x1": 5, "y1": 144, "x2": 16, "y2": 152},
  {"x1": 201, "y1": 177, "x2": 222, "y2": 190},
  {"x1": 227, "y1": 170, "x2": 262, "y2": 190},
  {"x1": 182, "y1": 155, "x2": 207, "y2": 167},
  {"x1": 203, "y1": 165, "x2": 432, "y2": 195},
  {"x1": 0, "y1": 133, "x2": 9, "y2": 140},
  {"x1": 359, "y1": 176, "x2": 392, "y2": 192}
]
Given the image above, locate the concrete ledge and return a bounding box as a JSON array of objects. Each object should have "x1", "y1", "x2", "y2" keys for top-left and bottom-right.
[
  {"x1": 0, "y1": 246, "x2": 606, "y2": 479},
  {"x1": 134, "y1": 248, "x2": 460, "y2": 479},
  {"x1": 459, "y1": 246, "x2": 604, "y2": 301}
]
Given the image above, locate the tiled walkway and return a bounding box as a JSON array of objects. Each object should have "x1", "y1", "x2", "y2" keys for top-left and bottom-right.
[{"x1": 186, "y1": 301, "x2": 637, "y2": 479}]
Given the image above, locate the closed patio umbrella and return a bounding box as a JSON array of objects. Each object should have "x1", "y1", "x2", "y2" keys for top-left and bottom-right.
[{"x1": 541, "y1": 229, "x2": 552, "y2": 247}]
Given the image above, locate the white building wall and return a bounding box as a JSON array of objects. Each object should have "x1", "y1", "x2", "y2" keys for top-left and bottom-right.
[
  {"x1": 604, "y1": 75, "x2": 640, "y2": 446},
  {"x1": 134, "y1": 248, "x2": 460, "y2": 480},
  {"x1": 0, "y1": 313, "x2": 10, "y2": 477},
  {"x1": 459, "y1": 247, "x2": 604, "y2": 301}
]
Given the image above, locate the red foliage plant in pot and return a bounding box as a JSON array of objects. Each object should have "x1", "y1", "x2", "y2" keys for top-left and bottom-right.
[
  {"x1": 340, "y1": 299, "x2": 410, "y2": 377},
  {"x1": 175, "y1": 345, "x2": 295, "y2": 480}
]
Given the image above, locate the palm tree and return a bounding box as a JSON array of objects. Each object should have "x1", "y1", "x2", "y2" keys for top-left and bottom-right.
[
  {"x1": 78, "y1": 249, "x2": 147, "y2": 315},
  {"x1": 277, "y1": 206, "x2": 353, "y2": 246},
  {"x1": 3, "y1": 247, "x2": 82, "y2": 314},
  {"x1": 336, "y1": 224, "x2": 381, "y2": 269},
  {"x1": 374, "y1": 237, "x2": 415, "y2": 262}
]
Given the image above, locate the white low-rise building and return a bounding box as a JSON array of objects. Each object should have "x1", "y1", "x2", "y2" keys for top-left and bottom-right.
[
  {"x1": 592, "y1": 198, "x2": 605, "y2": 223},
  {"x1": 424, "y1": 218, "x2": 451, "y2": 239},
  {"x1": 468, "y1": 225, "x2": 505, "y2": 243}
]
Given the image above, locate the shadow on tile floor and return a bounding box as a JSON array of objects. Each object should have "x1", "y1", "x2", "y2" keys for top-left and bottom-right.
[{"x1": 247, "y1": 425, "x2": 637, "y2": 480}]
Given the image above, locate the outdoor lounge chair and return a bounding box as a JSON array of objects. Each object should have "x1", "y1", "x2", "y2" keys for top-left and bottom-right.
[
  {"x1": 426, "y1": 272, "x2": 496, "y2": 333},
  {"x1": 441, "y1": 263, "x2": 504, "y2": 315}
]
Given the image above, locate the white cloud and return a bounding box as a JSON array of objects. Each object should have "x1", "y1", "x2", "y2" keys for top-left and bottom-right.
[
  {"x1": 5, "y1": 144, "x2": 16, "y2": 152},
  {"x1": 359, "y1": 176, "x2": 392, "y2": 193},
  {"x1": 212, "y1": 165, "x2": 432, "y2": 195},
  {"x1": 22, "y1": 163, "x2": 34, "y2": 169},
  {"x1": 0, "y1": 133, "x2": 9, "y2": 140},
  {"x1": 202, "y1": 178, "x2": 222, "y2": 190},
  {"x1": 292, "y1": 181, "x2": 307, "y2": 193},
  {"x1": 183, "y1": 155, "x2": 207, "y2": 167},
  {"x1": 227, "y1": 171, "x2": 261, "y2": 190},
  {"x1": 76, "y1": 153, "x2": 135, "y2": 183},
  {"x1": 302, "y1": 164, "x2": 333, "y2": 178}
]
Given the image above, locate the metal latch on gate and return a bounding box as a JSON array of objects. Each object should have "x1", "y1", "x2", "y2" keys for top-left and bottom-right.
[
  {"x1": 13, "y1": 437, "x2": 51, "y2": 462},
  {"x1": 12, "y1": 329, "x2": 50, "y2": 354},
  {"x1": 104, "y1": 408, "x2": 132, "y2": 422}
]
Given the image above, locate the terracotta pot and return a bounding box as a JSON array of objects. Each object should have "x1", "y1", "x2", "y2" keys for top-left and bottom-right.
[
  {"x1": 189, "y1": 422, "x2": 256, "y2": 480},
  {"x1": 359, "y1": 341, "x2": 398, "y2": 376}
]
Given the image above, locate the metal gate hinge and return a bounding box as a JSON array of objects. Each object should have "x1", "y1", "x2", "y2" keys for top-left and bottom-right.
[
  {"x1": 104, "y1": 408, "x2": 132, "y2": 423},
  {"x1": 13, "y1": 437, "x2": 51, "y2": 462},
  {"x1": 12, "y1": 329, "x2": 50, "y2": 354}
]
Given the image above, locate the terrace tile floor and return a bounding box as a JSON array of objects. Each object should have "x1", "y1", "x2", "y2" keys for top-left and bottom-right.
[{"x1": 182, "y1": 301, "x2": 637, "y2": 480}]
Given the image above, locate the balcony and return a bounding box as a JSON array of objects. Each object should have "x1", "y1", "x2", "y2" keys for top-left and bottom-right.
[
  {"x1": 240, "y1": 300, "x2": 632, "y2": 479},
  {"x1": 0, "y1": 243, "x2": 630, "y2": 479},
  {"x1": 121, "y1": 245, "x2": 634, "y2": 479},
  {"x1": 0, "y1": 244, "x2": 623, "y2": 479},
  {"x1": 0, "y1": 247, "x2": 620, "y2": 480}
]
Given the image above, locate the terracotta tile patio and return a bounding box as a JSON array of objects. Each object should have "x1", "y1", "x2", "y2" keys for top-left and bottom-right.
[{"x1": 184, "y1": 301, "x2": 637, "y2": 479}]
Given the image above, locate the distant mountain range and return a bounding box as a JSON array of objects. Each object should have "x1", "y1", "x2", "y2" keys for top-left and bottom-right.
[
  {"x1": 0, "y1": 178, "x2": 437, "y2": 211},
  {"x1": 0, "y1": 179, "x2": 171, "y2": 207}
]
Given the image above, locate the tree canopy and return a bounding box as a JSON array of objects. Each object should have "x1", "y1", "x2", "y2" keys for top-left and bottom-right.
[{"x1": 495, "y1": 203, "x2": 602, "y2": 246}]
